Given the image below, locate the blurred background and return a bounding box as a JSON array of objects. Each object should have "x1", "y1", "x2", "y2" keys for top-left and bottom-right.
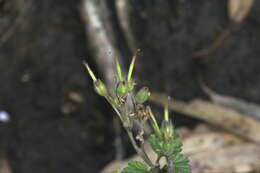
[{"x1": 1, "y1": 0, "x2": 260, "y2": 172}]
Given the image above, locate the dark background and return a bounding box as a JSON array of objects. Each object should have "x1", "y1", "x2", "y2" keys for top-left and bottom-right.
[{"x1": 1, "y1": 0, "x2": 260, "y2": 172}]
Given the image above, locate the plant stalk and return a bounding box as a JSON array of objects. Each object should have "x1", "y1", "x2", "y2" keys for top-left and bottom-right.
[
  {"x1": 166, "y1": 156, "x2": 175, "y2": 173},
  {"x1": 126, "y1": 128, "x2": 154, "y2": 168}
]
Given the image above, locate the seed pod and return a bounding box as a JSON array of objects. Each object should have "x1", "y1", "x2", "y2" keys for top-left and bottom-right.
[
  {"x1": 136, "y1": 87, "x2": 150, "y2": 104},
  {"x1": 127, "y1": 56, "x2": 136, "y2": 82},
  {"x1": 147, "y1": 106, "x2": 161, "y2": 138},
  {"x1": 94, "y1": 79, "x2": 107, "y2": 96},
  {"x1": 116, "y1": 81, "x2": 128, "y2": 97},
  {"x1": 115, "y1": 58, "x2": 123, "y2": 81},
  {"x1": 161, "y1": 120, "x2": 174, "y2": 141},
  {"x1": 126, "y1": 80, "x2": 135, "y2": 92}
]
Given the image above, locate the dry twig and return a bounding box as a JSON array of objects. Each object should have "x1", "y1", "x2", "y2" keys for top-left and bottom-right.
[
  {"x1": 81, "y1": 0, "x2": 125, "y2": 160},
  {"x1": 115, "y1": 0, "x2": 137, "y2": 53},
  {"x1": 201, "y1": 83, "x2": 260, "y2": 120},
  {"x1": 228, "y1": 0, "x2": 255, "y2": 24},
  {"x1": 193, "y1": 0, "x2": 255, "y2": 57}
]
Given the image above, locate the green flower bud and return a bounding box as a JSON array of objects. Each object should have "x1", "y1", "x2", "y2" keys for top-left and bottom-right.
[
  {"x1": 94, "y1": 79, "x2": 107, "y2": 96},
  {"x1": 126, "y1": 80, "x2": 135, "y2": 92},
  {"x1": 116, "y1": 81, "x2": 128, "y2": 97},
  {"x1": 136, "y1": 87, "x2": 150, "y2": 104}
]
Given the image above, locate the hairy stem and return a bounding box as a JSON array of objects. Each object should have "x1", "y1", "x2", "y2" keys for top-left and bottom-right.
[
  {"x1": 126, "y1": 128, "x2": 154, "y2": 167},
  {"x1": 108, "y1": 96, "x2": 154, "y2": 167},
  {"x1": 155, "y1": 156, "x2": 161, "y2": 167},
  {"x1": 166, "y1": 156, "x2": 174, "y2": 173}
]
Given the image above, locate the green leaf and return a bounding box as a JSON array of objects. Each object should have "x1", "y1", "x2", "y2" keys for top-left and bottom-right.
[
  {"x1": 148, "y1": 134, "x2": 182, "y2": 156},
  {"x1": 122, "y1": 161, "x2": 153, "y2": 173},
  {"x1": 148, "y1": 134, "x2": 164, "y2": 156},
  {"x1": 164, "y1": 139, "x2": 182, "y2": 155},
  {"x1": 171, "y1": 154, "x2": 191, "y2": 173}
]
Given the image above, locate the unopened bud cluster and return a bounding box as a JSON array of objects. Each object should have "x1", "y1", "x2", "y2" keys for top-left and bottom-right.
[
  {"x1": 84, "y1": 58, "x2": 150, "y2": 116},
  {"x1": 85, "y1": 59, "x2": 154, "y2": 150},
  {"x1": 84, "y1": 57, "x2": 173, "y2": 137}
]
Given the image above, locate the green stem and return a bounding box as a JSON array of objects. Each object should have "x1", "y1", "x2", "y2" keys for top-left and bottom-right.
[
  {"x1": 147, "y1": 106, "x2": 161, "y2": 138},
  {"x1": 126, "y1": 128, "x2": 154, "y2": 168},
  {"x1": 123, "y1": 103, "x2": 154, "y2": 167},
  {"x1": 107, "y1": 96, "x2": 154, "y2": 168},
  {"x1": 155, "y1": 156, "x2": 161, "y2": 167},
  {"x1": 105, "y1": 96, "x2": 124, "y2": 122},
  {"x1": 166, "y1": 156, "x2": 175, "y2": 173}
]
